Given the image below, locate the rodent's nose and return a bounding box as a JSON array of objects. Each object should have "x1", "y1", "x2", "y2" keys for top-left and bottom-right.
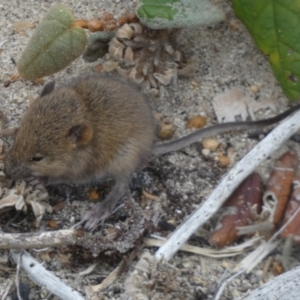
[{"x1": 4, "y1": 156, "x2": 32, "y2": 181}]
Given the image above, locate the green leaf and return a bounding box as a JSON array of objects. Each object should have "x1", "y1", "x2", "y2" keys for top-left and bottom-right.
[
  {"x1": 137, "y1": 0, "x2": 225, "y2": 29},
  {"x1": 17, "y1": 4, "x2": 87, "y2": 80},
  {"x1": 232, "y1": 0, "x2": 300, "y2": 101}
]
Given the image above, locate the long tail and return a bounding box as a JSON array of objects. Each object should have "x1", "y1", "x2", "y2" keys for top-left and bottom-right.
[{"x1": 152, "y1": 103, "x2": 300, "y2": 156}]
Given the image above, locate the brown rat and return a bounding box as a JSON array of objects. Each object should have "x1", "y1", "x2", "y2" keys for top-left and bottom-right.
[{"x1": 4, "y1": 74, "x2": 300, "y2": 230}]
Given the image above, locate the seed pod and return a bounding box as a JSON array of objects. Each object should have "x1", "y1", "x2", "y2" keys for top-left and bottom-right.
[
  {"x1": 209, "y1": 173, "x2": 263, "y2": 248},
  {"x1": 280, "y1": 173, "x2": 300, "y2": 243},
  {"x1": 263, "y1": 151, "x2": 298, "y2": 226}
]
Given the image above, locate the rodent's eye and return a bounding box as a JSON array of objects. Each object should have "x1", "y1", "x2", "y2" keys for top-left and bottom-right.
[{"x1": 30, "y1": 155, "x2": 44, "y2": 162}]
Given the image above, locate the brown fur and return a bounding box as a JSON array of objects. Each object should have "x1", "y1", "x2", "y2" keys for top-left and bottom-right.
[
  {"x1": 5, "y1": 75, "x2": 155, "y2": 229},
  {"x1": 6, "y1": 75, "x2": 154, "y2": 182}
]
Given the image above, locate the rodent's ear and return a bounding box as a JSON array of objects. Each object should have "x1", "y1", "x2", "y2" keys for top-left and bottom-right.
[
  {"x1": 40, "y1": 81, "x2": 55, "y2": 97},
  {"x1": 68, "y1": 124, "x2": 93, "y2": 147}
]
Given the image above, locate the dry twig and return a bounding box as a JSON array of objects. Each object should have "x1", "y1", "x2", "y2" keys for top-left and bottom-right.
[
  {"x1": 0, "y1": 229, "x2": 76, "y2": 249},
  {"x1": 10, "y1": 250, "x2": 84, "y2": 300}
]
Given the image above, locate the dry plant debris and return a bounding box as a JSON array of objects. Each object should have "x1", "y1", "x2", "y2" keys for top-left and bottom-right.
[
  {"x1": 0, "y1": 181, "x2": 51, "y2": 228},
  {"x1": 76, "y1": 199, "x2": 153, "y2": 256},
  {"x1": 76, "y1": 12, "x2": 117, "y2": 32},
  {"x1": 108, "y1": 22, "x2": 191, "y2": 96},
  {"x1": 212, "y1": 88, "x2": 278, "y2": 123},
  {"x1": 76, "y1": 12, "x2": 137, "y2": 33},
  {"x1": 122, "y1": 251, "x2": 195, "y2": 300},
  {"x1": 213, "y1": 88, "x2": 250, "y2": 122},
  {"x1": 12, "y1": 21, "x2": 36, "y2": 35},
  {"x1": 0, "y1": 138, "x2": 51, "y2": 228}
]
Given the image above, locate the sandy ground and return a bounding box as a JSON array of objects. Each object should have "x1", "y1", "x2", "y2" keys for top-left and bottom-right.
[{"x1": 0, "y1": 0, "x2": 299, "y2": 299}]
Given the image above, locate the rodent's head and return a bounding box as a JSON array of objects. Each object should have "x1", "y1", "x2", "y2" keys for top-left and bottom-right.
[{"x1": 5, "y1": 81, "x2": 94, "y2": 183}]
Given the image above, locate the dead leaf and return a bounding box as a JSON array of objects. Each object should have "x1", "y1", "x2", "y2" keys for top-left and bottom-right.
[{"x1": 12, "y1": 21, "x2": 36, "y2": 34}]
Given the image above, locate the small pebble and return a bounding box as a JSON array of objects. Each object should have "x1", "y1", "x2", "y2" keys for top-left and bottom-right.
[
  {"x1": 52, "y1": 201, "x2": 66, "y2": 213},
  {"x1": 186, "y1": 115, "x2": 206, "y2": 129},
  {"x1": 227, "y1": 147, "x2": 236, "y2": 165},
  {"x1": 202, "y1": 148, "x2": 210, "y2": 156},
  {"x1": 218, "y1": 155, "x2": 230, "y2": 167},
  {"x1": 47, "y1": 220, "x2": 58, "y2": 228},
  {"x1": 202, "y1": 138, "x2": 219, "y2": 151},
  {"x1": 229, "y1": 20, "x2": 239, "y2": 31},
  {"x1": 250, "y1": 85, "x2": 259, "y2": 93},
  {"x1": 89, "y1": 189, "x2": 100, "y2": 200},
  {"x1": 168, "y1": 218, "x2": 176, "y2": 225},
  {"x1": 272, "y1": 261, "x2": 285, "y2": 276},
  {"x1": 58, "y1": 254, "x2": 70, "y2": 264},
  {"x1": 39, "y1": 251, "x2": 51, "y2": 262},
  {"x1": 157, "y1": 122, "x2": 176, "y2": 140},
  {"x1": 191, "y1": 80, "x2": 199, "y2": 89}
]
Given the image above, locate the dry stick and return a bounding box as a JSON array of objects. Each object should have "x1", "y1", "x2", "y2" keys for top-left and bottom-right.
[
  {"x1": 145, "y1": 237, "x2": 261, "y2": 258},
  {"x1": 0, "y1": 229, "x2": 77, "y2": 249},
  {"x1": 0, "y1": 263, "x2": 13, "y2": 273},
  {"x1": 10, "y1": 250, "x2": 84, "y2": 300},
  {"x1": 85, "y1": 263, "x2": 123, "y2": 295},
  {"x1": 155, "y1": 109, "x2": 300, "y2": 261},
  {"x1": 0, "y1": 279, "x2": 13, "y2": 300},
  {"x1": 86, "y1": 247, "x2": 139, "y2": 298},
  {"x1": 16, "y1": 252, "x2": 23, "y2": 300}
]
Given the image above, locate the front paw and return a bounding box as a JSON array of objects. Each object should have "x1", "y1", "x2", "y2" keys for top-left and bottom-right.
[{"x1": 82, "y1": 202, "x2": 112, "y2": 231}]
